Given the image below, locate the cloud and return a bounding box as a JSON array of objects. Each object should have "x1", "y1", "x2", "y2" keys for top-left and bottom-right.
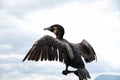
[
  {"x1": 112, "y1": 0, "x2": 120, "y2": 12},
  {"x1": 17, "y1": 74, "x2": 45, "y2": 80},
  {"x1": 0, "y1": 0, "x2": 75, "y2": 16},
  {"x1": 0, "y1": 0, "x2": 120, "y2": 80},
  {"x1": 0, "y1": 44, "x2": 13, "y2": 50},
  {"x1": 0, "y1": 10, "x2": 40, "y2": 55},
  {"x1": 1, "y1": 73, "x2": 78, "y2": 80},
  {"x1": 0, "y1": 0, "x2": 99, "y2": 17}
]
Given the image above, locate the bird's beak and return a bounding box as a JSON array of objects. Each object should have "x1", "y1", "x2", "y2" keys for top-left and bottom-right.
[{"x1": 44, "y1": 27, "x2": 52, "y2": 31}]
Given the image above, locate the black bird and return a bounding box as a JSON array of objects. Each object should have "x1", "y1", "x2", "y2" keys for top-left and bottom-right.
[{"x1": 23, "y1": 24, "x2": 96, "y2": 80}]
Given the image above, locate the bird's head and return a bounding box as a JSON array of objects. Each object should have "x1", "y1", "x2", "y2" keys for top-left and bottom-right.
[{"x1": 44, "y1": 24, "x2": 65, "y2": 39}]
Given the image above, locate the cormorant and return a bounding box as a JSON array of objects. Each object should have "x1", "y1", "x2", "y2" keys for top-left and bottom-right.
[{"x1": 23, "y1": 24, "x2": 97, "y2": 80}]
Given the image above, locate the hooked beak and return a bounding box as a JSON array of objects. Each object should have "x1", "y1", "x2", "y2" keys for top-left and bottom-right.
[{"x1": 44, "y1": 27, "x2": 52, "y2": 31}]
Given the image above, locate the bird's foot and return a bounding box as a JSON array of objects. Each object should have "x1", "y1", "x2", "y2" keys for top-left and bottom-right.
[
  {"x1": 62, "y1": 70, "x2": 79, "y2": 76},
  {"x1": 62, "y1": 70, "x2": 70, "y2": 75}
]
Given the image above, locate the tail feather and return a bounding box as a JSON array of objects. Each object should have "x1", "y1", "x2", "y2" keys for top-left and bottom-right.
[{"x1": 74, "y1": 68, "x2": 90, "y2": 80}]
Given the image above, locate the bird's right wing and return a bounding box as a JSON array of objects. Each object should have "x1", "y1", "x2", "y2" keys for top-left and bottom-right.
[{"x1": 23, "y1": 35, "x2": 74, "y2": 63}]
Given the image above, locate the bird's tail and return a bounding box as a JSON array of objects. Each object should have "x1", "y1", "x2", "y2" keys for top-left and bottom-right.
[{"x1": 74, "y1": 68, "x2": 91, "y2": 80}]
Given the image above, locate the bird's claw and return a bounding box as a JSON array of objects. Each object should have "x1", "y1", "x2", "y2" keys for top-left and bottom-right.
[{"x1": 62, "y1": 70, "x2": 69, "y2": 75}]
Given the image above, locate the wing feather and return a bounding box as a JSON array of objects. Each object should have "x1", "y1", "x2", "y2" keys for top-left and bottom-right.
[
  {"x1": 41, "y1": 46, "x2": 46, "y2": 61},
  {"x1": 47, "y1": 46, "x2": 53, "y2": 61},
  {"x1": 23, "y1": 46, "x2": 34, "y2": 61},
  {"x1": 53, "y1": 47, "x2": 58, "y2": 61},
  {"x1": 76, "y1": 39, "x2": 97, "y2": 63},
  {"x1": 35, "y1": 46, "x2": 43, "y2": 61},
  {"x1": 32, "y1": 46, "x2": 41, "y2": 61},
  {"x1": 23, "y1": 35, "x2": 70, "y2": 63},
  {"x1": 58, "y1": 48, "x2": 64, "y2": 62},
  {"x1": 28, "y1": 46, "x2": 38, "y2": 61},
  {"x1": 43, "y1": 46, "x2": 48, "y2": 61}
]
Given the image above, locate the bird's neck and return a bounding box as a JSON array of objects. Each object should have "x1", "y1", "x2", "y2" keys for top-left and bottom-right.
[
  {"x1": 56, "y1": 34, "x2": 63, "y2": 40},
  {"x1": 55, "y1": 30, "x2": 64, "y2": 40}
]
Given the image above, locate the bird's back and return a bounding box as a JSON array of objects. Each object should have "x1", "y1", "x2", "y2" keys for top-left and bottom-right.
[{"x1": 61, "y1": 39, "x2": 85, "y2": 68}]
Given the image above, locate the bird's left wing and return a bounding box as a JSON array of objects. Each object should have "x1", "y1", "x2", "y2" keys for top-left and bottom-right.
[
  {"x1": 76, "y1": 39, "x2": 97, "y2": 63},
  {"x1": 23, "y1": 35, "x2": 74, "y2": 63}
]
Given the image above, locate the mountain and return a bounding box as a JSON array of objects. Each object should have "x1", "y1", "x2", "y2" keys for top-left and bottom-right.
[{"x1": 95, "y1": 74, "x2": 120, "y2": 80}]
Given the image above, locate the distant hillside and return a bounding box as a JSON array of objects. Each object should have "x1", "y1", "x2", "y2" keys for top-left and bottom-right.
[{"x1": 95, "y1": 74, "x2": 120, "y2": 80}]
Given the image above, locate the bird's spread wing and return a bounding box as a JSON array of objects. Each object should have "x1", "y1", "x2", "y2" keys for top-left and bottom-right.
[
  {"x1": 76, "y1": 39, "x2": 97, "y2": 63},
  {"x1": 23, "y1": 35, "x2": 74, "y2": 63}
]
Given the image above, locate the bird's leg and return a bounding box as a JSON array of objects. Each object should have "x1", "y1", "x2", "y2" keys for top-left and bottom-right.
[
  {"x1": 65, "y1": 65, "x2": 68, "y2": 71},
  {"x1": 62, "y1": 65, "x2": 70, "y2": 75},
  {"x1": 62, "y1": 66, "x2": 81, "y2": 76}
]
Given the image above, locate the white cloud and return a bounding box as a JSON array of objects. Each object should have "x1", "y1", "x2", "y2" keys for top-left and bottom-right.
[
  {"x1": 1, "y1": 73, "x2": 77, "y2": 80},
  {"x1": 0, "y1": 44, "x2": 13, "y2": 50},
  {"x1": 1, "y1": 0, "x2": 84, "y2": 16},
  {"x1": 0, "y1": 54, "x2": 23, "y2": 59},
  {"x1": 18, "y1": 74, "x2": 44, "y2": 80},
  {"x1": 0, "y1": 0, "x2": 120, "y2": 80}
]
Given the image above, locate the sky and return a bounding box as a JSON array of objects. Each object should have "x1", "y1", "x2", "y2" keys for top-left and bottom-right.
[{"x1": 0, "y1": 0, "x2": 120, "y2": 80}]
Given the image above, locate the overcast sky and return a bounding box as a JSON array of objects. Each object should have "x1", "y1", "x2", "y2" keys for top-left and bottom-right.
[{"x1": 0, "y1": 0, "x2": 120, "y2": 80}]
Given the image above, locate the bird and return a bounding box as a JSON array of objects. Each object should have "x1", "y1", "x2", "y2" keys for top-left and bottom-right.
[{"x1": 23, "y1": 24, "x2": 97, "y2": 80}]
